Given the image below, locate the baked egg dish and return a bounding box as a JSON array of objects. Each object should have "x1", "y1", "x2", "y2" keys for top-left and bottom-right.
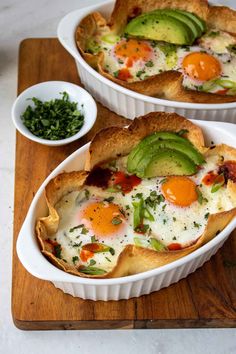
[
  {"x1": 76, "y1": 0, "x2": 236, "y2": 103},
  {"x1": 36, "y1": 113, "x2": 236, "y2": 278}
]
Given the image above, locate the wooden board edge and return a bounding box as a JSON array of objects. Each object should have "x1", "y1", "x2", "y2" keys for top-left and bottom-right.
[
  {"x1": 12, "y1": 319, "x2": 135, "y2": 331},
  {"x1": 11, "y1": 317, "x2": 236, "y2": 330}
]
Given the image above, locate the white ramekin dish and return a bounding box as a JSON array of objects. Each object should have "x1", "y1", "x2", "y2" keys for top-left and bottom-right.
[
  {"x1": 12, "y1": 81, "x2": 97, "y2": 146},
  {"x1": 57, "y1": 0, "x2": 236, "y2": 123},
  {"x1": 17, "y1": 119, "x2": 236, "y2": 301}
]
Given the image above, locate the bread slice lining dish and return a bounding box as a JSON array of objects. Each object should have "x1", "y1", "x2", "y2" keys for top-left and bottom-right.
[
  {"x1": 36, "y1": 113, "x2": 236, "y2": 278},
  {"x1": 75, "y1": 0, "x2": 236, "y2": 103}
]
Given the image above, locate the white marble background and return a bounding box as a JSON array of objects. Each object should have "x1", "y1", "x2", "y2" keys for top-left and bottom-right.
[{"x1": 0, "y1": 0, "x2": 235, "y2": 353}]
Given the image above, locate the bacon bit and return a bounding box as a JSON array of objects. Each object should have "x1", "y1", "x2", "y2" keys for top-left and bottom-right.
[
  {"x1": 86, "y1": 168, "x2": 113, "y2": 189},
  {"x1": 216, "y1": 89, "x2": 228, "y2": 95},
  {"x1": 218, "y1": 160, "x2": 236, "y2": 183},
  {"x1": 117, "y1": 68, "x2": 132, "y2": 81},
  {"x1": 112, "y1": 171, "x2": 141, "y2": 193},
  {"x1": 80, "y1": 249, "x2": 94, "y2": 262},
  {"x1": 168, "y1": 243, "x2": 182, "y2": 251},
  {"x1": 202, "y1": 171, "x2": 219, "y2": 185},
  {"x1": 126, "y1": 57, "x2": 133, "y2": 67}
]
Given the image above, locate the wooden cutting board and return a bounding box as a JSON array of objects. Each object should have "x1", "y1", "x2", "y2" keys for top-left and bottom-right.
[{"x1": 12, "y1": 38, "x2": 236, "y2": 330}]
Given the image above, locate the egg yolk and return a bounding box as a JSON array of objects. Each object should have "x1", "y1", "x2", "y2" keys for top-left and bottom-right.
[
  {"x1": 182, "y1": 52, "x2": 221, "y2": 81},
  {"x1": 114, "y1": 39, "x2": 152, "y2": 62},
  {"x1": 81, "y1": 202, "x2": 125, "y2": 237},
  {"x1": 162, "y1": 176, "x2": 198, "y2": 207}
]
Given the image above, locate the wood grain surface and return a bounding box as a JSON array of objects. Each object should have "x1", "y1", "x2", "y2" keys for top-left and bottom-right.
[{"x1": 12, "y1": 38, "x2": 236, "y2": 330}]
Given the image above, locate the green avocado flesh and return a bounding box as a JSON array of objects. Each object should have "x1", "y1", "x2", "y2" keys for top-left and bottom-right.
[
  {"x1": 124, "y1": 13, "x2": 194, "y2": 45},
  {"x1": 124, "y1": 9, "x2": 206, "y2": 45},
  {"x1": 152, "y1": 9, "x2": 198, "y2": 39},
  {"x1": 173, "y1": 9, "x2": 206, "y2": 35},
  {"x1": 127, "y1": 131, "x2": 205, "y2": 178},
  {"x1": 144, "y1": 149, "x2": 197, "y2": 177}
]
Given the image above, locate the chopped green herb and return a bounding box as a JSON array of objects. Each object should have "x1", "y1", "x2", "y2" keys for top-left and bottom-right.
[
  {"x1": 104, "y1": 196, "x2": 114, "y2": 203},
  {"x1": 91, "y1": 235, "x2": 96, "y2": 243},
  {"x1": 69, "y1": 224, "x2": 84, "y2": 233},
  {"x1": 136, "y1": 70, "x2": 145, "y2": 78},
  {"x1": 150, "y1": 238, "x2": 166, "y2": 251},
  {"x1": 211, "y1": 174, "x2": 225, "y2": 193},
  {"x1": 193, "y1": 221, "x2": 201, "y2": 228},
  {"x1": 160, "y1": 178, "x2": 167, "y2": 184},
  {"x1": 54, "y1": 244, "x2": 62, "y2": 259},
  {"x1": 145, "y1": 60, "x2": 154, "y2": 67},
  {"x1": 72, "y1": 241, "x2": 82, "y2": 247},
  {"x1": 105, "y1": 257, "x2": 111, "y2": 262},
  {"x1": 21, "y1": 92, "x2": 84, "y2": 140},
  {"x1": 81, "y1": 227, "x2": 89, "y2": 235},
  {"x1": 196, "y1": 187, "x2": 208, "y2": 204},
  {"x1": 112, "y1": 217, "x2": 122, "y2": 225},
  {"x1": 72, "y1": 256, "x2": 79, "y2": 264},
  {"x1": 204, "y1": 212, "x2": 210, "y2": 220},
  {"x1": 79, "y1": 266, "x2": 107, "y2": 275},
  {"x1": 89, "y1": 259, "x2": 96, "y2": 266},
  {"x1": 173, "y1": 217, "x2": 176, "y2": 222},
  {"x1": 113, "y1": 70, "x2": 119, "y2": 78},
  {"x1": 109, "y1": 247, "x2": 115, "y2": 256}
]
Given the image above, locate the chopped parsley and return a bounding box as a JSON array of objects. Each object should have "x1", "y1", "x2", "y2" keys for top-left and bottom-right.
[
  {"x1": 21, "y1": 92, "x2": 84, "y2": 140},
  {"x1": 54, "y1": 244, "x2": 62, "y2": 259},
  {"x1": 145, "y1": 60, "x2": 154, "y2": 67},
  {"x1": 193, "y1": 221, "x2": 201, "y2": 228},
  {"x1": 81, "y1": 227, "x2": 89, "y2": 235},
  {"x1": 111, "y1": 217, "x2": 122, "y2": 225},
  {"x1": 69, "y1": 224, "x2": 84, "y2": 233},
  {"x1": 89, "y1": 259, "x2": 96, "y2": 266},
  {"x1": 72, "y1": 256, "x2": 79, "y2": 264}
]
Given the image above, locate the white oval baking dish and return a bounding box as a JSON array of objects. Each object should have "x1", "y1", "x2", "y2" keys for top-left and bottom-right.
[
  {"x1": 57, "y1": 0, "x2": 236, "y2": 122},
  {"x1": 17, "y1": 119, "x2": 236, "y2": 301}
]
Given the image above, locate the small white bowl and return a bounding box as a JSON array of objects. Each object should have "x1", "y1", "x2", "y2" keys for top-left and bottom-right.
[{"x1": 12, "y1": 81, "x2": 97, "y2": 146}]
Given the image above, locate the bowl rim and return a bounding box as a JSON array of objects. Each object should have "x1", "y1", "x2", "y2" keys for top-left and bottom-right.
[
  {"x1": 57, "y1": 0, "x2": 236, "y2": 111},
  {"x1": 11, "y1": 80, "x2": 97, "y2": 146},
  {"x1": 16, "y1": 119, "x2": 236, "y2": 285}
]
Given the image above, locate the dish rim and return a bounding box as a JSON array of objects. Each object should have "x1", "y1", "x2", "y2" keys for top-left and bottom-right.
[
  {"x1": 11, "y1": 81, "x2": 97, "y2": 146},
  {"x1": 57, "y1": 0, "x2": 236, "y2": 111},
  {"x1": 16, "y1": 119, "x2": 236, "y2": 285}
]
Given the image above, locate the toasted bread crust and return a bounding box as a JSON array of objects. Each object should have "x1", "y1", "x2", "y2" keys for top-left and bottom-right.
[
  {"x1": 75, "y1": 0, "x2": 236, "y2": 103},
  {"x1": 85, "y1": 112, "x2": 205, "y2": 170},
  {"x1": 36, "y1": 115, "x2": 236, "y2": 278}
]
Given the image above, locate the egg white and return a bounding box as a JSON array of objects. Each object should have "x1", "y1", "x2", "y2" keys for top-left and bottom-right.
[{"x1": 53, "y1": 153, "x2": 236, "y2": 271}]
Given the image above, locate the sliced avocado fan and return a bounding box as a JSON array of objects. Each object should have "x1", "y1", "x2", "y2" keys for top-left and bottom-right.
[
  {"x1": 124, "y1": 9, "x2": 206, "y2": 45},
  {"x1": 127, "y1": 131, "x2": 205, "y2": 177}
]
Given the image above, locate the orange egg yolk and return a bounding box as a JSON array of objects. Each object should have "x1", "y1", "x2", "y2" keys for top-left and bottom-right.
[
  {"x1": 162, "y1": 176, "x2": 198, "y2": 207},
  {"x1": 114, "y1": 39, "x2": 152, "y2": 62},
  {"x1": 81, "y1": 202, "x2": 125, "y2": 237},
  {"x1": 182, "y1": 52, "x2": 221, "y2": 81}
]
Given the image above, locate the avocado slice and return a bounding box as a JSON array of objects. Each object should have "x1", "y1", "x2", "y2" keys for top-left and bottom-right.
[
  {"x1": 136, "y1": 140, "x2": 204, "y2": 171},
  {"x1": 143, "y1": 149, "x2": 197, "y2": 177},
  {"x1": 173, "y1": 9, "x2": 206, "y2": 35},
  {"x1": 133, "y1": 140, "x2": 204, "y2": 177},
  {"x1": 124, "y1": 12, "x2": 194, "y2": 45},
  {"x1": 152, "y1": 9, "x2": 199, "y2": 40},
  {"x1": 127, "y1": 131, "x2": 195, "y2": 173}
]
